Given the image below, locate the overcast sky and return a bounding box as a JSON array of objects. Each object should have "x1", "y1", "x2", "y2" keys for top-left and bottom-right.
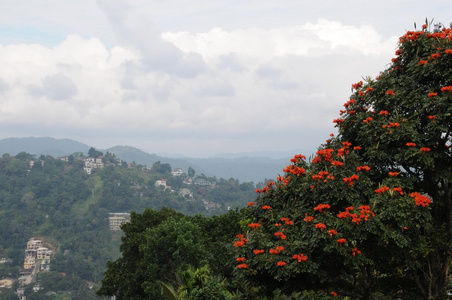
[{"x1": 0, "y1": 1, "x2": 450, "y2": 157}]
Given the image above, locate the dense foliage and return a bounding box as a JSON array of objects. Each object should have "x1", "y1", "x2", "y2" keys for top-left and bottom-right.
[
  {"x1": 232, "y1": 22, "x2": 452, "y2": 299},
  {"x1": 97, "y1": 208, "x2": 244, "y2": 299},
  {"x1": 0, "y1": 151, "x2": 256, "y2": 298}
]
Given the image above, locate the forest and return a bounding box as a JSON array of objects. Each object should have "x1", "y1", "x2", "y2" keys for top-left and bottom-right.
[{"x1": 0, "y1": 150, "x2": 257, "y2": 299}]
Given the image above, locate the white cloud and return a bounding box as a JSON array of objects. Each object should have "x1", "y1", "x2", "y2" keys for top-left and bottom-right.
[
  {"x1": 0, "y1": 15, "x2": 402, "y2": 156},
  {"x1": 161, "y1": 19, "x2": 397, "y2": 62}
]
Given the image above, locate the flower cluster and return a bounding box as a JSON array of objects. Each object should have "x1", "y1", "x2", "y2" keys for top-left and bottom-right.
[
  {"x1": 343, "y1": 174, "x2": 359, "y2": 187},
  {"x1": 281, "y1": 217, "x2": 294, "y2": 226},
  {"x1": 269, "y1": 246, "x2": 284, "y2": 254},
  {"x1": 312, "y1": 148, "x2": 334, "y2": 163},
  {"x1": 234, "y1": 234, "x2": 248, "y2": 247},
  {"x1": 304, "y1": 214, "x2": 314, "y2": 222},
  {"x1": 276, "y1": 261, "x2": 286, "y2": 267},
  {"x1": 274, "y1": 232, "x2": 287, "y2": 240},
  {"x1": 410, "y1": 192, "x2": 431, "y2": 207},
  {"x1": 314, "y1": 203, "x2": 331, "y2": 212},
  {"x1": 356, "y1": 165, "x2": 370, "y2": 172},
  {"x1": 337, "y1": 238, "x2": 347, "y2": 247},
  {"x1": 351, "y1": 247, "x2": 362, "y2": 256},
  {"x1": 283, "y1": 164, "x2": 306, "y2": 176},
  {"x1": 290, "y1": 154, "x2": 306, "y2": 163},
  {"x1": 336, "y1": 206, "x2": 374, "y2": 224},
  {"x1": 393, "y1": 187, "x2": 404, "y2": 196},
  {"x1": 292, "y1": 253, "x2": 308, "y2": 262},
  {"x1": 375, "y1": 186, "x2": 389, "y2": 194},
  {"x1": 420, "y1": 147, "x2": 431, "y2": 154},
  {"x1": 315, "y1": 223, "x2": 327, "y2": 231},
  {"x1": 253, "y1": 249, "x2": 265, "y2": 255},
  {"x1": 328, "y1": 229, "x2": 338, "y2": 237},
  {"x1": 248, "y1": 223, "x2": 261, "y2": 230}
]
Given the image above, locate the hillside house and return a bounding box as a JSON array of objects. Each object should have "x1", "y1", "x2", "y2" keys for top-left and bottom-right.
[
  {"x1": 155, "y1": 179, "x2": 167, "y2": 188},
  {"x1": 37, "y1": 247, "x2": 53, "y2": 260},
  {"x1": 83, "y1": 156, "x2": 104, "y2": 174},
  {"x1": 23, "y1": 257, "x2": 35, "y2": 269},
  {"x1": 179, "y1": 188, "x2": 193, "y2": 199},
  {"x1": 171, "y1": 168, "x2": 183, "y2": 176},
  {"x1": 108, "y1": 213, "x2": 131, "y2": 231},
  {"x1": 194, "y1": 179, "x2": 213, "y2": 186},
  {"x1": 0, "y1": 278, "x2": 13, "y2": 288},
  {"x1": 27, "y1": 238, "x2": 42, "y2": 250}
]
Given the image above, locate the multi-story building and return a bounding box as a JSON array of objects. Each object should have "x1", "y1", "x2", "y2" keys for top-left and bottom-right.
[{"x1": 108, "y1": 213, "x2": 131, "y2": 231}]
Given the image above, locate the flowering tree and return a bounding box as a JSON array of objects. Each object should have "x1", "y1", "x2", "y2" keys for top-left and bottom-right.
[{"x1": 233, "y1": 22, "x2": 452, "y2": 299}]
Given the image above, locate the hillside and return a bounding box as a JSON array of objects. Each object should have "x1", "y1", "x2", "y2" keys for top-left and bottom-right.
[
  {"x1": 0, "y1": 151, "x2": 257, "y2": 298},
  {"x1": 0, "y1": 137, "x2": 294, "y2": 183}
]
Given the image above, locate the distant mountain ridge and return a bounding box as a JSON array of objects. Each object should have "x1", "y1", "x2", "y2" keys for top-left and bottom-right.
[
  {"x1": 0, "y1": 137, "x2": 90, "y2": 158},
  {"x1": 0, "y1": 137, "x2": 294, "y2": 183}
]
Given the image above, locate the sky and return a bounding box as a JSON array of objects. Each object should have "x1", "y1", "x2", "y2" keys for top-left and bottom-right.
[{"x1": 0, "y1": 1, "x2": 450, "y2": 158}]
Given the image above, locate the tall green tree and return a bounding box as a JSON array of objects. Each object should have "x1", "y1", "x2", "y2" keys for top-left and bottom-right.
[{"x1": 233, "y1": 22, "x2": 452, "y2": 299}]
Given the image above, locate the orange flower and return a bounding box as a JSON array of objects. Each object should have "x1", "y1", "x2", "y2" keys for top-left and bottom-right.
[
  {"x1": 375, "y1": 186, "x2": 389, "y2": 194},
  {"x1": 281, "y1": 217, "x2": 294, "y2": 226},
  {"x1": 386, "y1": 90, "x2": 395, "y2": 96},
  {"x1": 428, "y1": 115, "x2": 436, "y2": 120},
  {"x1": 331, "y1": 160, "x2": 344, "y2": 167},
  {"x1": 393, "y1": 187, "x2": 404, "y2": 195},
  {"x1": 406, "y1": 142, "x2": 417, "y2": 147},
  {"x1": 441, "y1": 86, "x2": 452, "y2": 93},
  {"x1": 410, "y1": 192, "x2": 431, "y2": 207},
  {"x1": 315, "y1": 223, "x2": 327, "y2": 231},
  {"x1": 445, "y1": 49, "x2": 452, "y2": 55},
  {"x1": 328, "y1": 229, "x2": 338, "y2": 237},
  {"x1": 274, "y1": 232, "x2": 287, "y2": 240},
  {"x1": 379, "y1": 110, "x2": 390, "y2": 115},
  {"x1": 237, "y1": 263, "x2": 248, "y2": 269},
  {"x1": 337, "y1": 238, "x2": 347, "y2": 246},
  {"x1": 304, "y1": 214, "x2": 314, "y2": 222},
  {"x1": 253, "y1": 249, "x2": 265, "y2": 255},
  {"x1": 277, "y1": 261, "x2": 286, "y2": 267},
  {"x1": 351, "y1": 81, "x2": 363, "y2": 90},
  {"x1": 389, "y1": 171, "x2": 399, "y2": 177},
  {"x1": 351, "y1": 248, "x2": 362, "y2": 256},
  {"x1": 353, "y1": 146, "x2": 362, "y2": 151},
  {"x1": 331, "y1": 291, "x2": 338, "y2": 297},
  {"x1": 262, "y1": 205, "x2": 271, "y2": 210},
  {"x1": 314, "y1": 203, "x2": 331, "y2": 212},
  {"x1": 420, "y1": 147, "x2": 431, "y2": 153},
  {"x1": 276, "y1": 246, "x2": 284, "y2": 252},
  {"x1": 247, "y1": 201, "x2": 255, "y2": 207},
  {"x1": 418, "y1": 59, "x2": 428, "y2": 65},
  {"x1": 343, "y1": 174, "x2": 359, "y2": 186},
  {"x1": 431, "y1": 53, "x2": 441, "y2": 59},
  {"x1": 293, "y1": 253, "x2": 308, "y2": 262},
  {"x1": 428, "y1": 92, "x2": 438, "y2": 98},
  {"x1": 333, "y1": 118, "x2": 344, "y2": 125},
  {"x1": 363, "y1": 117, "x2": 373, "y2": 124},
  {"x1": 356, "y1": 165, "x2": 370, "y2": 172},
  {"x1": 248, "y1": 223, "x2": 261, "y2": 230},
  {"x1": 236, "y1": 257, "x2": 245, "y2": 262},
  {"x1": 234, "y1": 236, "x2": 248, "y2": 247}
]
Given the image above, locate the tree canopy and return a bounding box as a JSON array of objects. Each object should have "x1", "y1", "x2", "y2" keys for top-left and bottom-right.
[{"x1": 233, "y1": 22, "x2": 452, "y2": 299}]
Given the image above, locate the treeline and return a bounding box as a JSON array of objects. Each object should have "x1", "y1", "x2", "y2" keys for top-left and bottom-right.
[{"x1": 0, "y1": 151, "x2": 259, "y2": 298}]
